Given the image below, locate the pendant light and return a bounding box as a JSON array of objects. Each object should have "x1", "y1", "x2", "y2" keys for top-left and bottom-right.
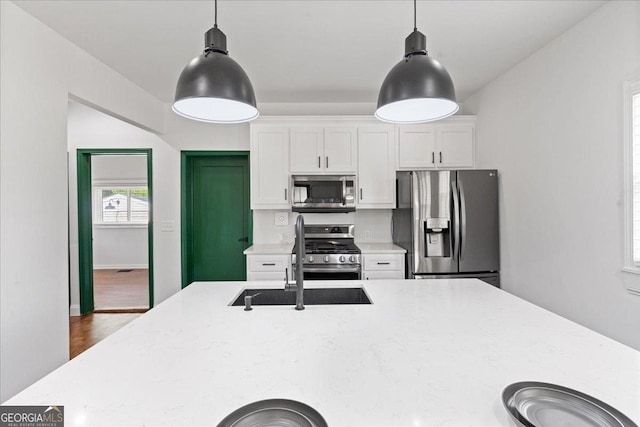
[
  {"x1": 375, "y1": 0, "x2": 458, "y2": 124},
  {"x1": 173, "y1": 0, "x2": 258, "y2": 123}
]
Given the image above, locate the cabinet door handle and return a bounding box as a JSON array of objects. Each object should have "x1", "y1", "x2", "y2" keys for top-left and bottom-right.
[
  {"x1": 439, "y1": 152, "x2": 443, "y2": 163},
  {"x1": 377, "y1": 262, "x2": 390, "y2": 265},
  {"x1": 318, "y1": 156, "x2": 321, "y2": 168},
  {"x1": 432, "y1": 152, "x2": 435, "y2": 164},
  {"x1": 360, "y1": 188, "x2": 363, "y2": 200},
  {"x1": 262, "y1": 263, "x2": 276, "y2": 266},
  {"x1": 326, "y1": 156, "x2": 329, "y2": 169},
  {"x1": 284, "y1": 188, "x2": 287, "y2": 200}
]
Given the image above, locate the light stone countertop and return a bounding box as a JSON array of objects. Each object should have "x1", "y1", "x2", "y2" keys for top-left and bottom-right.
[
  {"x1": 355, "y1": 242, "x2": 406, "y2": 254},
  {"x1": 4, "y1": 280, "x2": 639, "y2": 426},
  {"x1": 243, "y1": 244, "x2": 293, "y2": 255}
]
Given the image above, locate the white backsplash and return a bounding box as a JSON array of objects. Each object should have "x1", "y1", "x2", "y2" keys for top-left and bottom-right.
[{"x1": 252, "y1": 210, "x2": 393, "y2": 244}]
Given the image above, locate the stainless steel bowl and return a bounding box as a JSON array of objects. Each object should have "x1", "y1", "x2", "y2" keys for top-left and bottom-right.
[{"x1": 217, "y1": 399, "x2": 328, "y2": 427}]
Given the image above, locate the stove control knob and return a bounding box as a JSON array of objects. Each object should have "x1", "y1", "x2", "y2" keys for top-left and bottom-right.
[
  {"x1": 339, "y1": 256, "x2": 346, "y2": 263},
  {"x1": 308, "y1": 256, "x2": 315, "y2": 263},
  {"x1": 349, "y1": 255, "x2": 356, "y2": 262},
  {"x1": 323, "y1": 256, "x2": 330, "y2": 263}
]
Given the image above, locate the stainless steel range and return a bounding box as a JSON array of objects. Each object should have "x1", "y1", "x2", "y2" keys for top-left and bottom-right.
[{"x1": 292, "y1": 224, "x2": 361, "y2": 280}]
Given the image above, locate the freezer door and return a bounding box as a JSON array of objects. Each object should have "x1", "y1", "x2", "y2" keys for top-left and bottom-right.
[
  {"x1": 456, "y1": 170, "x2": 499, "y2": 272},
  {"x1": 413, "y1": 171, "x2": 458, "y2": 274},
  {"x1": 392, "y1": 172, "x2": 413, "y2": 277}
]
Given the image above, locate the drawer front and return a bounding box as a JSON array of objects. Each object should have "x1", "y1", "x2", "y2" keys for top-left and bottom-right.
[
  {"x1": 363, "y1": 254, "x2": 404, "y2": 271},
  {"x1": 248, "y1": 255, "x2": 289, "y2": 272},
  {"x1": 247, "y1": 271, "x2": 287, "y2": 281},
  {"x1": 365, "y1": 270, "x2": 405, "y2": 280}
]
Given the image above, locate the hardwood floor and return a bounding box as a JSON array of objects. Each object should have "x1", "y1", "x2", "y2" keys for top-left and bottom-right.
[
  {"x1": 69, "y1": 269, "x2": 149, "y2": 358},
  {"x1": 93, "y1": 268, "x2": 149, "y2": 310},
  {"x1": 69, "y1": 313, "x2": 143, "y2": 359}
]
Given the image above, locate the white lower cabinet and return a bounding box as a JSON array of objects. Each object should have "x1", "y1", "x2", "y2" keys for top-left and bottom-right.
[
  {"x1": 246, "y1": 255, "x2": 290, "y2": 281},
  {"x1": 362, "y1": 254, "x2": 405, "y2": 280}
]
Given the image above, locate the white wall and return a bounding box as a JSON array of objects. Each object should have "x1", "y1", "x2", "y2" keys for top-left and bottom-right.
[
  {"x1": 91, "y1": 155, "x2": 149, "y2": 269},
  {"x1": 67, "y1": 102, "x2": 182, "y2": 316},
  {"x1": 0, "y1": 1, "x2": 164, "y2": 402},
  {"x1": 462, "y1": 0, "x2": 640, "y2": 349},
  {"x1": 92, "y1": 226, "x2": 149, "y2": 269},
  {"x1": 92, "y1": 154, "x2": 147, "y2": 181},
  {"x1": 162, "y1": 104, "x2": 249, "y2": 150},
  {"x1": 253, "y1": 210, "x2": 392, "y2": 244}
]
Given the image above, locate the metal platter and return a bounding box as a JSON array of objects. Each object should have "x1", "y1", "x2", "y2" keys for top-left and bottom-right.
[
  {"x1": 502, "y1": 382, "x2": 637, "y2": 427},
  {"x1": 217, "y1": 399, "x2": 328, "y2": 427}
]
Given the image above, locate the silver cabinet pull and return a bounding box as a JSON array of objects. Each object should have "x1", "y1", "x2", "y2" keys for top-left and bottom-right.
[
  {"x1": 318, "y1": 156, "x2": 321, "y2": 168},
  {"x1": 439, "y1": 152, "x2": 443, "y2": 163},
  {"x1": 432, "y1": 152, "x2": 435, "y2": 164},
  {"x1": 326, "y1": 156, "x2": 329, "y2": 168},
  {"x1": 377, "y1": 262, "x2": 390, "y2": 265},
  {"x1": 360, "y1": 188, "x2": 363, "y2": 200},
  {"x1": 284, "y1": 188, "x2": 287, "y2": 200},
  {"x1": 262, "y1": 263, "x2": 276, "y2": 266}
]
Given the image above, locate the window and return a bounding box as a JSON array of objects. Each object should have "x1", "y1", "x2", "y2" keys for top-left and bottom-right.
[
  {"x1": 93, "y1": 186, "x2": 149, "y2": 225},
  {"x1": 623, "y1": 73, "x2": 640, "y2": 292},
  {"x1": 633, "y1": 91, "x2": 640, "y2": 265}
]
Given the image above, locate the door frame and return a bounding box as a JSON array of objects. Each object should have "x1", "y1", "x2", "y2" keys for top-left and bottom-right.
[
  {"x1": 77, "y1": 148, "x2": 154, "y2": 314},
  {"x1": 181, "y1": 151, "x2": 252, "y2": 288}
]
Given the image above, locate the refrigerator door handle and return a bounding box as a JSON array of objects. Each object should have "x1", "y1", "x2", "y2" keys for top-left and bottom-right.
[
  {"x1": 412, "y1": 173, "x2": 421, "y2": 274},
  {"x1": 459, "y1": 179, "x2": 467, "y2": 261},
  {"x1": 451, "y1": 180, "x2": 461, "y2": 260}
]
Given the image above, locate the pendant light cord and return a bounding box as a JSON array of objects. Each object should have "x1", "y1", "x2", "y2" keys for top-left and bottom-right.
[
  {"x1": 414, "y1": 0, "x2": 417, "y2": 31},
  {"x1": 214, "y1": 0, "x2": 218, "y2": 28}
]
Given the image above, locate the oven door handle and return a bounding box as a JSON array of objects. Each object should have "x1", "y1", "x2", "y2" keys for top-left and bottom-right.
[{"x1": 301, "y1": 266, "x2": 362, "y2": 273}]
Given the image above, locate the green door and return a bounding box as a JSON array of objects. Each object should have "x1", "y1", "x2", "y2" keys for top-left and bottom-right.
[{"x1": 184, "y1": 155, "x2": 250, "y2": 285}]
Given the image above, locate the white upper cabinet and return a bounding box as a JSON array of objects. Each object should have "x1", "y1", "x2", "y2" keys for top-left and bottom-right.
[
  {"x1": 357, "y1": 125, "x2": 396, "y2": 208},
  {"x1": 397, "y1": 117, "x2": 475, "y2": 170},
  {"x1": 323, "y1": 127, "x2": 357, "y2": 173},
  {"x1": 250, "y1": 126, "x2": 290, "y2": 209},
  {"x1": 397, "y1": 125, "x2": 437, "y2": 169},
  {"x1": 437, "y1": 124, "x2": 474, "y2": 168},
  {"x1": 290, "y1": 126, "x2": 357, "y2": 174}
]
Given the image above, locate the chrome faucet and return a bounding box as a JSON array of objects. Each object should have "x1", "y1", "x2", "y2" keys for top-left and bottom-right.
[{"x1": 285, "y1": 214, "x2": 305, "y2": 310}]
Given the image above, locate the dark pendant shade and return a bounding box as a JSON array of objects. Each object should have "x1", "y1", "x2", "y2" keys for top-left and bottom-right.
[
  {"x1": 173, "y1": 25, "x2": 258, "y2": 123},
  {"x1": 376, "y1": 29, "x2": 458, "y2": 124}
]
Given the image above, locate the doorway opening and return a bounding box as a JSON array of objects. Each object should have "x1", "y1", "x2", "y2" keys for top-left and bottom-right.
[
  {"x1": 181, "y1": 151, "x2": 251, "y2": 288},
  {"x1": 77, "y1": 149, "x2": 154, "y2": 314}
]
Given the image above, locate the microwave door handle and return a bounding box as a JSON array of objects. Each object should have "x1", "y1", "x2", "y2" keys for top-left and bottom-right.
[{"x1": 342, "y1": 180, "x2": 347, "y2": 206}]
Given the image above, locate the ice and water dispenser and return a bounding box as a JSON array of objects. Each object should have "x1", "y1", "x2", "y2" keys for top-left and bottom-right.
[{"x1": 424, "y1": 218, "x2": 451, "y2": 258}]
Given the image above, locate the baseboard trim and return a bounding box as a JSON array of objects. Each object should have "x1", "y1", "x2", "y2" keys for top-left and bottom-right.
[
  {"x1": 69, "y1": 305, "x2": 81, "y2": 317},
  {"x1": 93, "y1": 264, "x2": 149, "y2": 270}
]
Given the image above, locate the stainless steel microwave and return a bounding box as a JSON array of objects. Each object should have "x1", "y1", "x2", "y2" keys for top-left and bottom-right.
[{"x1": 291, "y1": 175, "x2": 356, "y2": 213}]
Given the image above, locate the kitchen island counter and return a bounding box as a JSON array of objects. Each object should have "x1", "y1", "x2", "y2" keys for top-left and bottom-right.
[{"x1": 4, "y1": 280, "x2": 639, "y2": 426}]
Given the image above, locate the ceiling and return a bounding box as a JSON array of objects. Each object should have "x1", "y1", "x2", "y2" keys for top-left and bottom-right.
[{"x1": 14, "y1": 0, "x2": 606, "y2": 105}]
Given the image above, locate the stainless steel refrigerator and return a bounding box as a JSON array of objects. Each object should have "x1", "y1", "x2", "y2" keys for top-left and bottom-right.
[{"x1": 392, "y1": 170, "x2": 500, "y2": 286}]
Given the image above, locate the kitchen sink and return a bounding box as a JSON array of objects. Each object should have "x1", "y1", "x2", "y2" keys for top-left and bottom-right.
[{"x1": 230, "y1": 287, "x2": 372, "y2": 306}]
